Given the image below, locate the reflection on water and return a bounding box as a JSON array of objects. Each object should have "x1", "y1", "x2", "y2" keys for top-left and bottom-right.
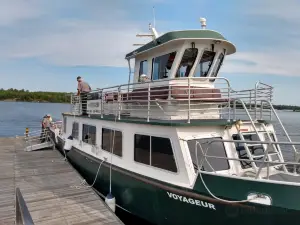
[{"x1": 1, "y1": 102, "x2": 300, "y2": 224}]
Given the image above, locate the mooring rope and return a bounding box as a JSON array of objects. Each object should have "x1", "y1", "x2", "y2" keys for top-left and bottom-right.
[{"x1": 195, "y1": 141, "x2": 259, "y2": 203}]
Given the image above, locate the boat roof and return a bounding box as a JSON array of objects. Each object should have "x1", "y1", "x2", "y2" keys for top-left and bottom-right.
[{"x1": 125, "y1": 29, "x2": 236, "y2": 59}]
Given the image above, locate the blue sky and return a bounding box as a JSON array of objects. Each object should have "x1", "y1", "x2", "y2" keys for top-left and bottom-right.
[{"x1": 1, "y1": 0, "x2": 300, "y2": 105}]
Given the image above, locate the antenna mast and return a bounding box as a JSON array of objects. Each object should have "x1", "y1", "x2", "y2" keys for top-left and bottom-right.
[
  {"x1": 133, "y1": 6, "x2": 159, "y2": 46},
  {"x1": 153, "y1": 6, "x2": 156, "y2": 28}
]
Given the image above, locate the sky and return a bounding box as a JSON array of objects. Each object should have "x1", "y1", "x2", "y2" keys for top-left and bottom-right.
[{"x1": 0, "y1": 0, "x2": 300, "y2": 105}]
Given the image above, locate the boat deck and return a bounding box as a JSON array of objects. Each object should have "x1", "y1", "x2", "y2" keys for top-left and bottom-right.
[{"x1": 0, "y1": 137, "x2": 124, "y2": 225}]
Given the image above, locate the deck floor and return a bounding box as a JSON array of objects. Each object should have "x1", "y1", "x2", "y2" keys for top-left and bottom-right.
[{"x1": 0, "y1": 137, "x2": 124, "y2": 225}]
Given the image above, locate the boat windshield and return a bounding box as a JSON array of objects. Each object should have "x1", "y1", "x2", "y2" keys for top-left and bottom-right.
[
  {"x1": 175, "y1": 48, "x2": 198, "y2": 77},
  {"x1": 194, "y1": 51, "x2": 216, "y2": 77},
  {"x1": 152, "y1": 52, "x2": 176, "y2": 80}
]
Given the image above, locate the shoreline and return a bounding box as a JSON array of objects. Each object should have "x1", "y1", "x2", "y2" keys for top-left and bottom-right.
[{"x1": 0, "y1": 100, "x2": 69, "y2": 104}]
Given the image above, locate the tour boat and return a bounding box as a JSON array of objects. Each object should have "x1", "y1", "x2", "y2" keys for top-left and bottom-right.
[{"x1": 49, "y1": 18, "x2": 300, "y2": 225}]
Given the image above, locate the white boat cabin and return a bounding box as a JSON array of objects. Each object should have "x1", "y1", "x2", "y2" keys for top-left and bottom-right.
[
  {"x1": 83, "y1": 27, "x2": 236, "y2": 121},
  {"x1": 60, "y1": 21, "x2": 298, "y2": 191}
]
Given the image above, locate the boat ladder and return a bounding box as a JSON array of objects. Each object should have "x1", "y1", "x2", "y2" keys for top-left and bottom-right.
[
  {"x1": 233, "y1": 99, "x2": 290, "y2": 176},
  {"x1": 235, "y1": 120, "x2": 288, "y2": 175}
]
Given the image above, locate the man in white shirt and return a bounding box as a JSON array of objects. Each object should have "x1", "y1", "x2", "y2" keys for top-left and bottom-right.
[{"x1": 77, "y1": 76, "x2": 91, "y2": 115}]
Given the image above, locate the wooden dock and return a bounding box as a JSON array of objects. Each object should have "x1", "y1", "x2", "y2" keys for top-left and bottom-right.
[{"x1": 0, "y1": 137, "x2": 124, "y2": 225}]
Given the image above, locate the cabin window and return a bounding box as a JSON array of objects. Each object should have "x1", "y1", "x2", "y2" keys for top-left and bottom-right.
[
  {"x1": 232, "y1": 134, "x2": 277, "y2": 169},
  {"x1": 176, "y1": 48, "x2": 198, "y2": 77},
  {"x1": 187, "y1": 137, "x2": 229, "y2": 172},
  {"x1": 194, "y1": 51, "x2": 216, "y2": 77},
  {"x1": 134, "y1": 134, "x2": 177, "y2": 172},
  {"x1": 139, "y1": 60, "x2": 148, "y2": 76},
  {"x1": 152, "y1": 52, "x2": 176, "y2": 80},
  {"x1": 82, "y1": 124, "x2": 96, "y2": 145},
  {"x1": 63, "y1": 117, "x2": 67, "y2": 133},
  {"x1": 72, "y1": 122, "x2": 79, "y2": 139},
  {"x1": 210, "y1": 52, "x2": 224, "y2": 78},
  {"x1": 134, "y1": 134, "x2": 150, "y2": 165},
  {"x1": 102, "y1": 128, "x2": 122, "y2": 157}
]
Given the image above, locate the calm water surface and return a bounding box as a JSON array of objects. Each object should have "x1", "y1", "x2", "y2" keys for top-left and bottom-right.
[{"x1": 1, "y1": 101, "x2": 300, "y2": 224}]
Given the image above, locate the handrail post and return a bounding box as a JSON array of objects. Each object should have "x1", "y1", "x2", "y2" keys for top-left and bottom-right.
[
  {"x1": 227, "y1": 85, "x2": 231, "y2": 122},
  {"x1": 187, "y1": 78, "x2": 191, "y2": 123},
  {"x1": 147, "y1": 83, "x2": 151, "y2": 122},
  {"x1": 249, "y1": 91, "x2": 252, "y2": 110},
  {"x1": 233, "y1": 100, "x2": 236, "y2": 121},
  {"x1": 101, "y1": 91, "x2": 104, "y2": 118},
  {"x1": 118, "y1": 86, "x2": 121, "y2": 120},
  {"x1": 254, "y1": 81, "x2": 259, "y2": 120},
  {"x1": 260, "y1": 100, "x2": 263, "y2": 120}
]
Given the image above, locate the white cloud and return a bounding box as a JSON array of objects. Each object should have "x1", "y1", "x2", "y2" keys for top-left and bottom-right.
[
  {"x1": 7, "y1": 21, "x2": 143, "y2": 67},
  {"x1": 0, "y1": 1, "x2": 160, "y2": 67},
  {"x1": 222, "y1": 51, "x2": 300, "y2": 76},
  {"x1": 0, "y1": 0, "x2": 43, "y2": 26},
  {"x1": 246, "y1": 0, "x2": 300, "y2": 22},
  {"x1": 220, "y1": 0, "x2": 300, "y2": 77}
]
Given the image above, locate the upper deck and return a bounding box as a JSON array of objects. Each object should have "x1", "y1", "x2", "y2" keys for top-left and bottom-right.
[{"x1": 70, "y1": 19, "x2": 274, "y2": 124}]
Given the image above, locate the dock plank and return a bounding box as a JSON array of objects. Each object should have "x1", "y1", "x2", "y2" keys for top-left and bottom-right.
[{"x1": 0, "y1": 137, "x2": 124, "y2": 225}]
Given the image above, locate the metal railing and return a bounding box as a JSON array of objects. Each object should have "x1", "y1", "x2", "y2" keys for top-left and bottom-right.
[
  {"x1": 16, "y1": 187, "x2": 34, "y2": 225},
  {"x1": 70, "y1": 77, "x2": 274, "y2": 123},
  {"x1": 194, "y1": 138, "x2": 300, "y2": 179}
]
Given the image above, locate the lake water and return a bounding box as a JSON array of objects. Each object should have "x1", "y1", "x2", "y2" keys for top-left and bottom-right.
[{"x1": 1, "y1": 101, "x2": 300, "y2": 224}]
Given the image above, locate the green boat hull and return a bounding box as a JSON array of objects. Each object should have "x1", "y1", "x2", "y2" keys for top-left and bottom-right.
[{"x1": 65, "y1": 146, "x2": 300, "y2": 225}]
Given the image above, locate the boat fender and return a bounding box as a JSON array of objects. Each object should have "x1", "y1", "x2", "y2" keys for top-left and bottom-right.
[
  {"x1": 64, "y1": 138, "x2": 73, "y2": 151},
  {"x1": 105, "y1": 193, "x2": 116, "y2": 212}
]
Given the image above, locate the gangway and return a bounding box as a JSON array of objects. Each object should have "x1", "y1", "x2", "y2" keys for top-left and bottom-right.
[{"x1": 19, "y1": 128, "x2": 55, "y2": 152}]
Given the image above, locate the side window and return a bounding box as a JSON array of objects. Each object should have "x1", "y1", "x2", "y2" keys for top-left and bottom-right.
[
  {"x1": 102, "y1": 128, "x2": 123, "y2": 157},
  {"x1": 175, "y1": 48, "x2": 198, "y2": 78},
  {"x1": 194, "y1": 51, "x2": 216, "y2": 77},
  {"x1": 139, "y1": 60, "x2": 148, "y2": 76},
  {"x1": 210, "y1": 52, "x2": 224, "y2": 78},
  {"x1": 152, "y1": 52, "x2": 176, "y2": 80},
  {"x1": 72, "y1": 122, "x2": 79, "y2": 139},
  {"x1": 134, "y1": 134, "x2": 150, "y2": 164},
  {"x1": 187, "y1": 137, "x2": 229, "y2": 172},
  {"x1": 82, "y1": 124, "x2": 96, "y2": 145},
  {"x1": 134, "y1": 134, "x2": 177, "y2": 172},
  {"x1": 63, "y1": 117, "x2": 67, "y2": 133}
]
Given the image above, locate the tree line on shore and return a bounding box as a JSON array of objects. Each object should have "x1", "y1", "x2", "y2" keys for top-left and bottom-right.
[
  {"x1": 0, "y1": 88, "x2": 71, "y2": 103},
  {"x1": 0, "y1": 88, "x2": 300, "y2": 111}
]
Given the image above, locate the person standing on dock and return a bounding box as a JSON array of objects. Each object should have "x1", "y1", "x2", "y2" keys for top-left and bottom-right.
[
  {"x1": 77, "y1": 76, "x2": 91, "y2": 116},
  {"x1": 40, "y1": 114, "x2": 51, "y2": 143}
]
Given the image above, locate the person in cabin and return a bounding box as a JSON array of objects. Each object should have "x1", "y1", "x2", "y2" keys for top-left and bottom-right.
[{"x1": 77, "y1": 76, "x2": 91, "y2": 116}]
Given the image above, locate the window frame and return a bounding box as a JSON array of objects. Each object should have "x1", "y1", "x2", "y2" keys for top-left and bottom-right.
[
  {"x1": 81, "y1": 124, "x2": 97, "y2": 145},
  {"x1": 210, "y1": 51, "x2": 225, "y2": 78},
  {"x1": 139, "y1": 60, "x2": 148, "y2": 76},
  {"x1": 151, "y1": 51, "x2": 177, "y2": 81},
  {"x1": 175, "y1": 48, "x2": 199, "y2": 78},
  {"x1": 193, "y1": 49, "x2": 217, "y2": 78},
  {"x1": 133, "y1": 132, "x2": 178, "y2": 173},
  {"x1": 101, "y1": 126, "x2": 123, "y2": 158}
]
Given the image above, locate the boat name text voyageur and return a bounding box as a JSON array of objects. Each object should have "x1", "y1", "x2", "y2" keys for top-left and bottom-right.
[{"x1": 167, "y1": 192, "x2": 216, "y2": 210}]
